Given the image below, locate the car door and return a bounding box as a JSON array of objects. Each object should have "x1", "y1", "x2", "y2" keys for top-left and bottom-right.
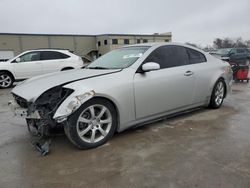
[
  {"x1": 236, "y1": 49, "x2": 246, "y2": 61},
  {"x1": 230, "y1": 48, "x2": 245, "y2": 62},
  {"x1": 40, "y1": 51, "x2": 68, "y2": 73},
  {"x1": 185, "y1": 47, "x2": 211, "y2": 104},
  {"x1": 12, "y1": 51, "x2": 43, "y2": 79},
  {"x1": 133, "y1": 45, "x2": 196, "y2": 119}
]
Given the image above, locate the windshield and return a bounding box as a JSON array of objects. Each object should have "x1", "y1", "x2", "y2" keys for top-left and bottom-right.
[
  {"x1": 216, "y1": 48, "x2": 231, "y2": 55},
  {"x1": 87, "y1": 46, "x2": 150, "y2": 69}
]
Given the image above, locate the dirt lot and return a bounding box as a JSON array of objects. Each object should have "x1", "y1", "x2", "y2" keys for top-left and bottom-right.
[{"x1": 0, "y1": 83, "x2": 250, "y2": 188}]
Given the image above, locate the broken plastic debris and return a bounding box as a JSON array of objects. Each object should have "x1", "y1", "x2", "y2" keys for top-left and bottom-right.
[{"x1": 32, "y1": 139, "x2": 51, "y2": 156}]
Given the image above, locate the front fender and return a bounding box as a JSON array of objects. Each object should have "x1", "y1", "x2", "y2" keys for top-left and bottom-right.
[{"x1": 53, "y1": 87, "x2": 96, "y2": 122}]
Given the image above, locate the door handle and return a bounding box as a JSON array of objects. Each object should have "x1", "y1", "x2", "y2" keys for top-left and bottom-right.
[{"x1": 184, "y1": 71, "x2": 194, "y2": 76}]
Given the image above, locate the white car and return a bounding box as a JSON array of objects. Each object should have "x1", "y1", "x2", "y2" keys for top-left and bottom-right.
[{"x1": 0, "y1": 49, "x2": 84, "y2": 88}]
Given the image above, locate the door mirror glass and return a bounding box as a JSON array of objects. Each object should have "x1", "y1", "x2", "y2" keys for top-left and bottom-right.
[{"x1": 142, "y1": 62, "x2": 160, "y2": 72}]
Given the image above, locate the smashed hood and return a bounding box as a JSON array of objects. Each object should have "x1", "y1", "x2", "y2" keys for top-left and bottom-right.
[{"x1": 11, "y1": 69, "x2": 121, "y2": 101}]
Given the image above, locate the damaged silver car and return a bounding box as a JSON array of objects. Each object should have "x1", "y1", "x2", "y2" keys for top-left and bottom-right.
[{"x1": 10, "y1": 43, "x2": 233, "y2": 149}]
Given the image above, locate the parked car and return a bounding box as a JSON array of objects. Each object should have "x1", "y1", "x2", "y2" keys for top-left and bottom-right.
[
  {"x1": 210, "y1": 48, "x2": 250, "y2": 65},
  {"x1": 209, "y1": 48, "x2": 232, "y2": 59},
  {"x1": 10, "y1": 43, "x2": 233, "y2": 149},
  {"x1": 0, "y1": 49, "x2": 84, "y2": 88}
]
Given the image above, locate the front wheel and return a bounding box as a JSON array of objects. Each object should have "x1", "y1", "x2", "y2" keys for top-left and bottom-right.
[
  {"x1": 0, "y1": 72, "x2": 14, "y2": 89},
  {"x1": 64, "y1": 98, "x2": 117, "y2": 149},
  {"x1": 209, "y1": 79, "x2": 226, "y2": 109}
]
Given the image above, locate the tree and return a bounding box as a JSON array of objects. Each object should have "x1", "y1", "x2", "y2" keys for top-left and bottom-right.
[
  {"x1": 245, "y1": 40, "x2": 250, "y2": 47},
  {"x1": 222, "y1": 38, "x2": 234, "y2": 48},
  {"x1": 213, "y1": 38, "x2": 223, "y2": 48},
  {"x1": 213, "y1": 37, "x2": 250, "y2": 49},
  {"x1": 235, "y1": 38, "x2": 247, "y2": 48}
]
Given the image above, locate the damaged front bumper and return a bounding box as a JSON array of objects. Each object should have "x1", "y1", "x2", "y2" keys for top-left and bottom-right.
[
  {"x1": 9, "y1": 86, "x2": 96, "y2": 156},
  {"x1": 9, "y1": 100, "x2": 41, "y2": 119},
  {"x1": 9, "y1": 88, "x2": 96, "y2": 123}
]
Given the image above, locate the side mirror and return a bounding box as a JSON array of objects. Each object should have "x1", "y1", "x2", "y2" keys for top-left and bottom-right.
[
  {"x1": 142, "y1": 62, "x2": 160, "y2": 72},
  {"x1": 15, "y1": 57, "x2": 21, "y2": 63}
]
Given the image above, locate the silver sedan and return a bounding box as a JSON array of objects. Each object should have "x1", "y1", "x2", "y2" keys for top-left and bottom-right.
[{"x1": 10, "y1": 43, "x2": 233, "y2": 149}]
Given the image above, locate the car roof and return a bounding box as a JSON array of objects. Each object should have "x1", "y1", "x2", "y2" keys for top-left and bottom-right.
[
  {"x1": 123, "y1": 42, "x2": 206, "y2": 54},
  {"x1": 24, "y1": 49, "x2": 70, "y2": 53}
]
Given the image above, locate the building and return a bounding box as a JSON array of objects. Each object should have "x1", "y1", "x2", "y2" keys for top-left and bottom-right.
[
  {"x1": 0, "y1": 32, "x2": 172, "y2": 62},
  {"x1": 96, "y1": 33, "x2": 172, "y2": 57}
]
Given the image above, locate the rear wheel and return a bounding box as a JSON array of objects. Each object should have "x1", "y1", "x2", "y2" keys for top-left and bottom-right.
[
  {"x1": 209, "y1": 79, "x2": 226, "y2": 109},
  {"x1": 64, "y1": 98, "x2": 117, "y2": 149},
  {"x1": 0, "y1": 71, "x2": 14, "y2": 89}
]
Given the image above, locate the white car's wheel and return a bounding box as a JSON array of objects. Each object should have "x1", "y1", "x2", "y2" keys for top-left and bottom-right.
[
  {"x1": 209, "y1": 79, "x2": 226, "y2": 109},
  {"x1": 64, "y1": 98, "x2": 117, "y2": 149},
  {"x1": 0, "y1": 72, "x2": 14, "y2": 89}
]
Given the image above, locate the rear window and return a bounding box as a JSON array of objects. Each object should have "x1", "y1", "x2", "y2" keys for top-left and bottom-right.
[
  {"x1": 186, "y1": 48, "x2": 206, "y2": 64},
  {"x1": 41, "y1": 51, "x2": 70, "y2": 60}
]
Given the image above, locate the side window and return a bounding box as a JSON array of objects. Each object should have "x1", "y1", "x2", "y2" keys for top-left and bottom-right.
[
  {"x1": 144, "y1": 45, "x2": 188, "y2": 69},
  {"x1": 59, "y1": 52, "x2": 70, "y2": 59},
  {"x1": 19, "y1": 52, "x2": 41, "y2": 62},
  {"x1": 186, "y1": 48, "x2": 206, "y2": 64},
  {"x1": 230, "y1": 49, "x2": 236, "y2": 54},
  {"x1": 41, "y1": 51, "x2": 70, "y2": 60},
  {"x1": 236, "y1": 49, "x2": 244, "y2": 53}
]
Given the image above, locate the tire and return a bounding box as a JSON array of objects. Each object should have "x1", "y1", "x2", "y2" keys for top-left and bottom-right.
[
  {"x1": 64, "y1": 98, "x2": 117, "y2": 149},
  {"x1": 0, "y1": 71, "x2": 14, "y2": 89},
  {"x1": 209, "y1": 79, "x2": 226, "y2": 109}
]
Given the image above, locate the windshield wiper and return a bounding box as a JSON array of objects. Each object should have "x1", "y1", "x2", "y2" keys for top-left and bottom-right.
[{"x1": 87, "y1": 66, "x2": 109, "y2": 70}]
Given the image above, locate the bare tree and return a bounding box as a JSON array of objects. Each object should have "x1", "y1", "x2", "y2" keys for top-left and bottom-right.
[
  {"x1": 246, "y1": 40, "x2": 250, "y2": 47},
  {"x1": 213, "y1": 38, "x2": 223, "y2": 48},
  {"x1": 213, "y1": 37, "x2": 250, "y2": 49}
]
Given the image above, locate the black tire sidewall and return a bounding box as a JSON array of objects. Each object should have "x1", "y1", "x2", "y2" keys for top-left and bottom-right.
[
  {"x1": 209, "y1": 79, "x2": 225, "y2": 109},
  {"x1": 0, "y1": 72, "x2": 14, "y2": 89},
  {"x1": 65, "y1": 98, "x2": 117, "y2": 149}
]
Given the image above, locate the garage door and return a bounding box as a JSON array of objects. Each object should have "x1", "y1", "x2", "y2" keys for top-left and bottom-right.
[{"x1": 0, "y1": 50, "x2": 14, "y2": 61}]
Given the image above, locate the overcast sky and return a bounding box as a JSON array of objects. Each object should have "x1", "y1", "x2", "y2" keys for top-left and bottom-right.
[{"x1": 0, "y1": 0, "x2": 249, "y2": 46}]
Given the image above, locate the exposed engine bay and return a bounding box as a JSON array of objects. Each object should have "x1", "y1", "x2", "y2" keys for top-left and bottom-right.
[{"x1": 12, "y1": 86, "x2": 74, "y2": 155}]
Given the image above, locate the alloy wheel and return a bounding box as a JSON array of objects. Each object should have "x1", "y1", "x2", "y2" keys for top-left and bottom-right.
[
  {"x1": 214, "y1": 81, "x2": 225, "y2": 106},
  {"x1": 76, "y1": 105, "x2": 112, "y2": 143},
  {"x1": 0, "y1": 74, "x2": 12, "y2": 88}
]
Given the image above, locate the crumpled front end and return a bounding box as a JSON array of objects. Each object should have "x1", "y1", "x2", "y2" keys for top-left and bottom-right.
[
  {"x1": 10, "y1": 84, "x2": 97, "y2": 136},
  {"x1": 53, "y1": 88, "x2": 96, "y2": 123},
  {"x1": 9, "y1": 84, "x2": 98, "y2": 155},
  {"x1": 10, "y1": 86, "x2": 74, "y2": 136}
]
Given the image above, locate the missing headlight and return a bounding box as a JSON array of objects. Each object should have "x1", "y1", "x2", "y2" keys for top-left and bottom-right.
[{"x1": 34, "y1": 86, "x2": 74, "y2": 119}]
